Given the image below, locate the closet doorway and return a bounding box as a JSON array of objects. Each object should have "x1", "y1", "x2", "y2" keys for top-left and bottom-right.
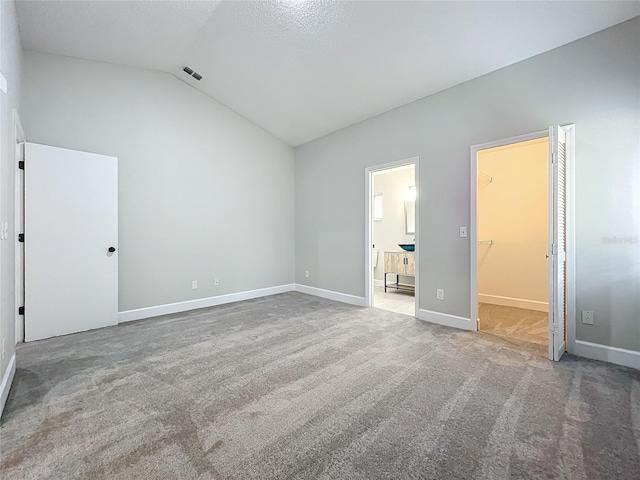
[
  {"x1": 365, "y1": 158, "x2": 418, "y2": 317},
  {"x1": 470, "y1": 126, "x2": 574, "y2": 361}
]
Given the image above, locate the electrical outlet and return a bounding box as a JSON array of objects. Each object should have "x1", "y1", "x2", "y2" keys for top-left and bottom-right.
[
  {"x1": 581, "y1": 310, "x2": 594, "y2": 325},
  {"x1": 436, "y1": 288, "x2": 444, "y2": 301},
  {"x1": 459, "y1": 227, "x2": 467, "y2": 238},
  {"x1": 305, "y1": 270, "x2": 309, "y2": 278},
  {"x1": 214, "y1": 277, "x2": 219, "y2": 286},
  {"x1": 192, "y1": 280, "x2": 198, "y2": 290}
]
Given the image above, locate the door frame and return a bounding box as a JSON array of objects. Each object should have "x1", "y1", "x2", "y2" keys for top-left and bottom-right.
[
  {"x1": 365, "y1": 156, "x2": 419, "y2": 318},
  {"x1": 469, "y1": 127, "x2": 576, "y2": 354},
  {"x1": 13, "y1": 109, "x2": 25, "y2": 343}
]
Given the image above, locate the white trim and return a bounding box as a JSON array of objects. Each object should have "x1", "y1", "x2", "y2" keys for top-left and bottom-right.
[
  {"x1": 0, "y1": 72, "x2": 7, "y2": 94},
  {"x1": 417, "y1": 309, "x2": 475, "y2": 331},
  {"x1": 119, "y1": 284, "x2": 295, "y2": 323},
  {"x1": 365, "y1": 156, "x2": 419, "y2": 318},
  {"x1": 371, "y1": 163, "x2": 414, "y2": 175},
  {"x1": 564, "y1": 126, "x2": 577, "y2": 355},
  {"x1": 374, "y1": 279, "x2": 385, "y2": 287},
  {"x1": 478, "y1": 294, "x2": 548, "y2": 312},
  {"x1": 0, "y1": 355, "x2": 16, "y2": 418},
  {"x1": 574, "y1": 340, "x2": 640, "y2": 370},
  {"x1": 295, "y1": 284, "x2": 366, "y2": 307}
]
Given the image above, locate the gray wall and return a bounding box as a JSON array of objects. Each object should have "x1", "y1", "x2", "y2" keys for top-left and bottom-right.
[
  {"x1": 295, "y1": 18, "x2": 640, "y2": 352},
  {"x1": 0, "y1": 0, "x2": 23, "y2": 390},
  {"x1": 24, "y1": 52, "x2": 295, "y2": 312}
]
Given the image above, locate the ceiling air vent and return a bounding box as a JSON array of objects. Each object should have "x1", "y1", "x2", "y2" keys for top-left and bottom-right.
[{"x1": 182, "y1": 65, "x2": 203, "y2": 81}]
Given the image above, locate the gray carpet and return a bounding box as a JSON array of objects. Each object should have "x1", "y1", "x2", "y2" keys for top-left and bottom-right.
[
  {"x1": 478, "y1": 303, "x2": 548, "y2": 357},
  {"x1": 1, "y1": 292, "x2": 639, "y2": 479}
]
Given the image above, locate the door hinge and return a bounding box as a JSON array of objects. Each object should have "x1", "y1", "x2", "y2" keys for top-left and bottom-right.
[
  {"x1": 18, "y1": 233, "x2": 24, "y2": 242},
  {"x1": 18, "y1": 160, "x2": 24, "y2": 170},
  {"x1": 18, "y1": 306, "x2": 24, "y2": 315},
  {"x1": 550, "y1": 323, "x2": 559, "y2": 335}
]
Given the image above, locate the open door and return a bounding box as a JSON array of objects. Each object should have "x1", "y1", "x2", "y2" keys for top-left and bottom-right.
[
  {"x1": 24, "y1": 143, "x2": 118, "y2": 341},
  {"x1": 548, "y1": 125, "x2": 567, "y2": 361},
  {"x1": 14, "y1": 110, "x2": 25, "y2": 343}
]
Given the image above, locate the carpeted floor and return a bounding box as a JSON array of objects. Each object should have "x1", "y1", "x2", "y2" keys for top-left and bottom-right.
[
  {"x1": 478, "y1": 303, "x2": 548, "y2": 357},
  {"x1": 1, "y1": 292, "x2": 639, "y2": 479}
]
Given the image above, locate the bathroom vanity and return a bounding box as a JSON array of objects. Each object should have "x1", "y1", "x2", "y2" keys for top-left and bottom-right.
[{"x1": 384, "y1": 251, "x2": 415, "y2": 293}]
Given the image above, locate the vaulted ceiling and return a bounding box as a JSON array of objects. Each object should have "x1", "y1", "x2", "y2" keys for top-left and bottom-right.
[{"x1": 15, "y1": 1, "x2": 640, "y2": 146}]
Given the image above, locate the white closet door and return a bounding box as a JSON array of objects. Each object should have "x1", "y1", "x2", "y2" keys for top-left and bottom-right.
[
  {"x1": 25, "y1": 143, "x2": 118, "y2": 341},
  {"x1": 548, "y1": 126, "x2": 567, "y2": 361}
]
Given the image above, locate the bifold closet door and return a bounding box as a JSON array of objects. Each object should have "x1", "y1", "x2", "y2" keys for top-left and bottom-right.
[
  {"x1": 548, "y1": 126, "x2": 567, "y2": 361},
  {"x1": 24, "y1": 143, "x2": 118, "y2": 341}
]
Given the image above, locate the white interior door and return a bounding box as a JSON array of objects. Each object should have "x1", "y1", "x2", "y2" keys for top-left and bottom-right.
[
  {"x1": 14, "y1": 113, "x2": 25, "y2": 342},
  {"x1": 548, "y1": 126, "x2": 567, "y2": 361},
  {"x1": 25, "y1": 143, "x2": 118, "y2": 341}
]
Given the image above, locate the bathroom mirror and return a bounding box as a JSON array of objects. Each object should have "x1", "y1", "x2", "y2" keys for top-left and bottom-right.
[{"x1": 405, "y1": 200, "x2": 415, "y2": 235}]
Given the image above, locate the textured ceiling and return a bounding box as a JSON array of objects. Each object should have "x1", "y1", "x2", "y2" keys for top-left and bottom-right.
[
  {"x1": 15, "y1": 1, "x2": 222, "y2": 71},
  {"x1": 16, "y1": 1, "x2": 640, "y2": 146}
]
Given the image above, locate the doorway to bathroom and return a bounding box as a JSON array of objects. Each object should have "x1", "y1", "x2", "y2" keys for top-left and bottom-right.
[{"x1": 365, "y1": 159, "x2": 418, "y2": 317}]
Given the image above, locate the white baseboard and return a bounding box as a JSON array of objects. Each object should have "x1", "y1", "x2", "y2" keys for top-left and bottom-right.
[
  {"x1": 573, "y1": 340, "x2": 640, "y2": 370},
  {"x1": 294, "y1": 284, "x2": 367, "y2": 307},
  {"x1": 417, "y1": 309, "x2": 475, "y2": 331},
  {"x1": 119, "y1": 284, "x2": 295, "y2": 323},
  {"x1": 478, "y1": 294, "x2": 548, "y2": 312},
  {"x1": 1, "y1": 354, "x2": 16, "y2": 418},
  {"x1": 374, "y1": 279, "x2": 385, "y2": 287}
]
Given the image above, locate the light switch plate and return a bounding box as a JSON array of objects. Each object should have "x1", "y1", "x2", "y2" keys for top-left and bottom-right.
[{"x1": 459, "y1": 227, "x2": 468, "y2": 238}]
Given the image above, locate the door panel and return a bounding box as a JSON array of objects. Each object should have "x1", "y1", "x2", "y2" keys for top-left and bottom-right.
[
  {"x1": 15, "y1": 141, "x2": 25, "y2": 342},
  {"x1": 384, "y1": 252, "x2": 404, "y2": 274},
  {"x1": 25, "y1": 143, "x2": 118, "y2": 341},
  {"x1": 548, "y1": 126, "x2": 567, "y2": 361},
  {"x1": 405, "y1": 252, "x2": 415, "y2": 275}
]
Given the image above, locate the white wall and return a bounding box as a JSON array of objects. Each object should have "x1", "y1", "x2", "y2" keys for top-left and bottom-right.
[
  {"x1": 0, "y1": 0, "x2": 23, "y2": 410},
  {"x1": 295, "y1": 18, "x2": 640, "y2": 352},
  {"x1": 477, "y1": 138, "x2": 548, "y2": 310},
  {"x1": 373, "y1": 166, "x2": 415, "y2": 282},
  {"x1": 24, "y1": 52, "x2": 295, "y2": 313}
]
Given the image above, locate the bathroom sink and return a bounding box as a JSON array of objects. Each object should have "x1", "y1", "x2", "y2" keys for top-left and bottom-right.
[{"x1": 398, "y1": 244, "x2": 415, "y2": 252}]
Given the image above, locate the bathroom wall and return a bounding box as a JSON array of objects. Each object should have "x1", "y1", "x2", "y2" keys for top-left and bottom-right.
[
  {"x1": 372, "y1": 165, "x2": 415, "y2": 283},
  {"x1": 477, "y1": 138, "x2": 549, "y2": 311}
]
